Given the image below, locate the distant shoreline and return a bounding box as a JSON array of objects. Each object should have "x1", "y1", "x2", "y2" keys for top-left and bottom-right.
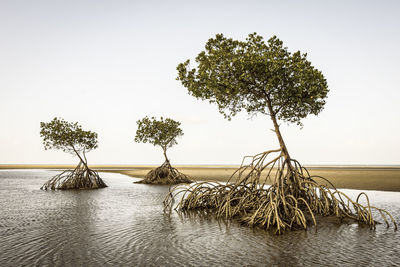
[
  {"x1": 1, "y1": 164, "x2": 400, "y2": 169},
  {"x1": 1, "y1": 164, "x2": 400, "y2": 192}
]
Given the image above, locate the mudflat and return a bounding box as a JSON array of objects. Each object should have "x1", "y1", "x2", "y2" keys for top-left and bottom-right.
[
  {"x1": 110, "y1": 166, "x2": 400, "y2": 192},
  {"x1": 1, "y1": 164, "x2": 400, "y2": 191}
]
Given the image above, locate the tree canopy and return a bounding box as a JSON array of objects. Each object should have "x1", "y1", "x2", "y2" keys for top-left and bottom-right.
[
  {"x1": 167, "y1": 33, "x2": 397, "y2": 235},
  {"x1": 134, "y1": 116, "x2": 183, "y2": 152},
  {"x1": 40, "y1": 117, "x2": 98, "y2": 156},
  {"x1": 177, "y1": 33, "x2": 329, "y2": 126},
  {"x1": 39, "y1": 117, "x2": 106, "y2": 190},
  {"x1": 134, "y1": 117, "x2": 190, "y2": 184}
]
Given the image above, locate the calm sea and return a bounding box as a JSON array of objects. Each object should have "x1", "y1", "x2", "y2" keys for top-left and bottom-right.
[{"x1": 0, "y1": 170, "x2": 399, "y2": 266}]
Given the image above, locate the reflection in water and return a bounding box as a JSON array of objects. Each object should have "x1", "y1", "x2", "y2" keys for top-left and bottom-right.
[{"x1": 0, "y1": 170, "x2": 399, "y2": 266}]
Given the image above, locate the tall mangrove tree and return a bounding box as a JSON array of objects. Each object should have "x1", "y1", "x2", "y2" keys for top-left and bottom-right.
[{"x1": 164, "y1": 33, "x2": 396, "y2": 233}]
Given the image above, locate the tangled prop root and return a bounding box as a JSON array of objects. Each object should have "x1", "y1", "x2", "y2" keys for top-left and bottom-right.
[
  {"x1": 135, "y1": 160, "x2": 192, "y2": 185},
  {"x1": 41, "y1": 161, "x2": 107, "y2": 190},
  {"x1": 164, "y1": 149, "x2": 397, "y2": 234}
]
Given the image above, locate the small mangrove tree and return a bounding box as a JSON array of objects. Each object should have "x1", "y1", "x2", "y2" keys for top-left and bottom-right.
[
  {"x1": 164, "y1": 33, "x2": 396, "y2": 234},
  {"x1": 40, "y1": 117, "x2": 107, "y2": 190},
  {"x1": 134, "y1": 116, "x2": 192, "y2": 184}
]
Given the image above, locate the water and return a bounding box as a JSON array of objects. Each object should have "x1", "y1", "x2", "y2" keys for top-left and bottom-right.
[{"x1": 0, "y1": 170, "x2": 399, "y2": 266}]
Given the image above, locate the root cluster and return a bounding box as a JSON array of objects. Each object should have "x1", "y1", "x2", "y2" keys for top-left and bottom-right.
[
  {"x1": 41, "y1": 161, "x2": 107, "y2": 190},
  {"x1": 164, "y1": 149, "x2": 397, "y2": 234},
  {"x1": 135, "y1": 160, "x2": 192, "y2": 185}
]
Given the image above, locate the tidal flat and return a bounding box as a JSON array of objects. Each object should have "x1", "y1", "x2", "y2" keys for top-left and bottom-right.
[
  {"x1": 2, "y1": 164, "x2": 400, "y2": 191},
  {"x1": 0, "y1": 169, "x2": 399, "y2": 266},
  {"x1": 101, "y1": 165, "x2": 400, "y2": 192}
]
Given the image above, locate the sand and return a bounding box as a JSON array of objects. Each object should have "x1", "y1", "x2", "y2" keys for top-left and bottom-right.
[
  {"x1": 1, "y1": 164, "x2": 400, "y2": 192},
  {"x1": 107, "y1": 166, "x2": 400, "y2": 192}
]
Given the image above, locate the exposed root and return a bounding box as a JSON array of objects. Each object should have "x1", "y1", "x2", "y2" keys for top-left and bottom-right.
[
  {"x1": 41, "y1": 161, "x2": 107, "y2": 190},
  {"x1": 135, "y1": 160, "x2": 192, "y2": 185},
  {"x1": 164, "y1": 149, "x2": 397, "y2": 234}
]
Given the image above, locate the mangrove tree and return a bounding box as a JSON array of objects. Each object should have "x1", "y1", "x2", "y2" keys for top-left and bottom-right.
[
  {"x1": 40, "y1": 117, "x2": 107, "y2": 190},
  {"x1": 164, "y1": 33, "x2": 396, "y2": 234},
  {"x1": 134, "y1": 116, "x2": 192, "y2": 184}
]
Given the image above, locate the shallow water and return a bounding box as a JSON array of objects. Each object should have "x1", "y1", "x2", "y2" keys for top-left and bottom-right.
[{"x1": 0, "y1": 170, "x2": 399, "y2": 266}]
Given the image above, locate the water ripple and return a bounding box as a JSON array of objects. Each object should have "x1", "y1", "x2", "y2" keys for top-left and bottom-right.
[{"x1": 0, "y1": 170, "x2": 399, "y2": 266}]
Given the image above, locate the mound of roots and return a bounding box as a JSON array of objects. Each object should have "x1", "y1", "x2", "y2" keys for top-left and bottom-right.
[
  {"x1": 135, "y1": 161, "x2": 192, "y2": 185},
  {"x1": 164, "y1": 149, "x2": 397, "y2": 234},
  {"x1": 41, "y1": 161, "x2": 107, "y2": 190}
]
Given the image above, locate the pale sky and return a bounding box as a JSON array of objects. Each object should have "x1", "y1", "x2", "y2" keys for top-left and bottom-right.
[{"x1": 0, "y1": 0, "x2": 399, "y2": 165}]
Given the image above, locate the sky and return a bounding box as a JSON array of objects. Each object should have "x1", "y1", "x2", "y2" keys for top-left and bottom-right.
[{"x1": 0, "y1": 0, "x2": 399, "y2": 165}]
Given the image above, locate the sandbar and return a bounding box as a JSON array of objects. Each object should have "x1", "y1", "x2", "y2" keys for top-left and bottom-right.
[{"x1": 1, "y1": 164, "x2": 399, "y2": 192}]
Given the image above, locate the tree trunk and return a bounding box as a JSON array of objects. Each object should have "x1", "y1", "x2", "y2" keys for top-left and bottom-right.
[
  {"x1": 266, "y1": 98, "x2": 290, "y2": 160},
  {"x1": 270, "y1": 112, "x2": 290, "y2": 160},
  {"x1": 72, "y1": 147, "x2": 89, "y2": 170},
  {"x1": 163, "y1": 147, "x2": 170, "y2": 163}
]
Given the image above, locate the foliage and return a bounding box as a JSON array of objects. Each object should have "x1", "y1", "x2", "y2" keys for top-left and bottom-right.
[
  {"x1": 177, "y1": 33, "x2": 329, "y2": 126},
  {"x1": 134, "y1": 116, "x2": 183, "y2": 151},
  {"x1": 40, "y1": 117, "x2": 98, "y2": 155},
  {"x1": 134, "y1": 117, "x2": 190, "y2": 184},
  {"x1": 40, "y1": 118, "x2": 105, "y2": 190},
  {"x1": 167, "y1": 32, "x2": 397, "y2": 233}
]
